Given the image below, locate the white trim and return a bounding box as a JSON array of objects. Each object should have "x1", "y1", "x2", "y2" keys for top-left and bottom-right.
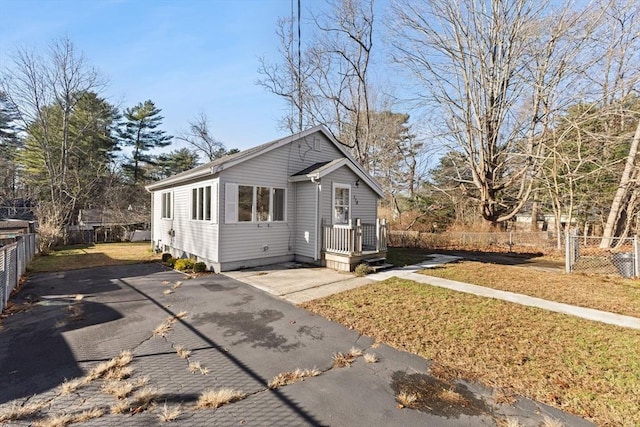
[
  {"x1": 161, "y1": 191, "x2": 173, "y2": 219},
  {"x1": 288, "y1": 157, "x2": 382, "y2": 197},
  {"x1": 212, "y1": 181, "x2": 219, "y2": 224},
  {"x1": 332, "y1": 183, "x2": 351, "y2": 224},
  {"x1": 225, "y1": 183, "x2": 238, "y2": 224}
]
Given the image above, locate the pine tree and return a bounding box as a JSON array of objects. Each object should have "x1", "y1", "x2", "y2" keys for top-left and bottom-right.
[{"x1": 119, "y1": 100, "x2": 172, "y2": 184}]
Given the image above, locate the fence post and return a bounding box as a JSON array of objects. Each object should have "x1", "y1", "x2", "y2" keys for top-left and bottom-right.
[
  {"x1": 565, "y1": 231, "x2": 571, "y2": 273},
  {"x1": 634, "y1": 235, "x2": 639, "y2": 278},
  {"x1": 1, "y1": 247, "x2": 6, "y2": 311},
  {"x1": 509, "y1": 231, "x2": 513, "y2": 252}
]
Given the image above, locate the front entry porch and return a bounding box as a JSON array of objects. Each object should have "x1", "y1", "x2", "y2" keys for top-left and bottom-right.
[{"x1": 321, "y1": 218, "x2": 388, "y2": 272}]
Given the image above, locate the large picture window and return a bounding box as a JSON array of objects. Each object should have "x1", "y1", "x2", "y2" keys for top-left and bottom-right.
[
  {"x1": 191, "y1": 185, "x2": 213, "y2": 221},
  {"x1": 161, "y1": 192, "x2": 172, "y2": 219},
  {"x1": 333, "y1": 183, "x2": 350, "y2": 224},
  {"x1": 226, "y1": 183, "x2": 286, "y2": 223}
]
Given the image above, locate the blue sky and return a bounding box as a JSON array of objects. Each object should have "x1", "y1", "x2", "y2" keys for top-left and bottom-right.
[{"x1": 0, "y1": 0, "x2": 316, "y2": 151}]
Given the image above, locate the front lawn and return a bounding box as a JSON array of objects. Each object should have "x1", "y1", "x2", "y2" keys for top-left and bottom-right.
[
  {"x1": 302, "y1": 278, "x2": 640, "y2": 426},
  {"x1": 28, "y1": 242, "x2": 160, "y2": 273}
]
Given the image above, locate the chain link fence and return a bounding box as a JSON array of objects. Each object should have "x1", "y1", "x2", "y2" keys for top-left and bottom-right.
[
  {"x1": 388, "y1": 230, "x2": 557, "y2": 252},
  {"x1": 1, "y1": 234, "x2": 37, "y2": 312},
  {"x1": 565, "y1": 233, "x2": 639, "y2": 278}
]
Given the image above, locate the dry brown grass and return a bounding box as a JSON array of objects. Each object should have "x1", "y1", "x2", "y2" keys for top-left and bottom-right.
[
  {"x1": 60, "y1": 378, "x2": 87, "y2": 395},
  {"x1": 0, "y1": 400, "x2": 48, "y2": 422},
  {"x1": 541, "y1": 416, "x2": 565, "y2": 427},
  {"x1": 102, "y1": 380, "x2": 134, "y2": 399},
  {"x1": 364, "y1": 353, "x2": 378, "y2": 363},
  {"x1": 332, "y1": 352, "x2": 355, "y2": 368},
  {"x1": 396, "y1": 391, "x2": 418, "y2": 408},
  {"x1": 421, "y1": 261, "x2": 640, "y2": 317},
  {"x1": 32, "y1": 407, "x2": 104, "y2": 427},
  {"x1": 195, "y1": 388, "x2": 246, "y2": 409},
  {"x1": 110, "y1": 400, "x2": 130, "y2": 414},
  {"x1": 174, "y1": 345, "x2": 191, "y2": 359},
  {"x1": 268, "y1": 368, "x2": 321, "y2": 389},
  {"x1": 153, "y1": 317, "x2": 176, "y2": 337},
  {"x1": 29, "y1": 242, "x2": 160, "y2": 273},
  {"x1": 158, "y1": 403, "x2": 181, "y2": 422},
  {"x1": 348, "y1": 347, "x2": 363, "y2": 357},
  {"x1": 301, "y1": 277, "x2": 640, "y2": 426},
  {"x1": 87, "y1": 350, "x2": 133, "y2": 380},
  {"x1": 188, "y1": 360, "x2": 209, "y2": 375},
  {"x1": 130, "y1": 387, "x2": 159, "y2": 413}
]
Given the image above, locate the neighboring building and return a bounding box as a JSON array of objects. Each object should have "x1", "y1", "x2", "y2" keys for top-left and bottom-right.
[
  {"x1": 0, "y1": 219, "x2": 35, "y2": 245},
  {"x1": 146, "y1": 125, "x2": 387, "y2": 272},
  {"x1": 68, "y1": 208, "x2": 151, "y2": 244},
  {"x1": 0, "y1": 198, "x2": 35, "y2": 221}
]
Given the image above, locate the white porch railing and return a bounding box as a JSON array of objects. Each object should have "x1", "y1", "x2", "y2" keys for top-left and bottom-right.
[{"x1": 322, "y1": 218, "x2": 387, "y2": 256}]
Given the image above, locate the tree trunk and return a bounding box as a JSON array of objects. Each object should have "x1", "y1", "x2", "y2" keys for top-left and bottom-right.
[{"x1": 600, "y1": 120, "x2": 640, "y2": 248}]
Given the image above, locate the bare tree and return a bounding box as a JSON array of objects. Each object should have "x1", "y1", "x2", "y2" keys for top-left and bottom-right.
[
  {"x1": 390, "y1": 0, "x2": 597, "y2": 226},
  {"x1": 258, "y1": 0, "x2": 375, "y2": 164},
  {"x1": 1, "y1": 37, "x2": 108, "y2": 246},
  {"x1": 176, "y1": 113, "x2": 233, "y2": 162},
  {"x1": 593, "y1": 0, "x2": 640, "y2": 247}
]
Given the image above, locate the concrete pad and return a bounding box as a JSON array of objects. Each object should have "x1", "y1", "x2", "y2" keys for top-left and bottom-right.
[
  {"x1": 223, "y1": 262, "x2": 356, "y2": 298},
  {"x1": 284, "y1": 276, "x2": 375, "y2": 304}
]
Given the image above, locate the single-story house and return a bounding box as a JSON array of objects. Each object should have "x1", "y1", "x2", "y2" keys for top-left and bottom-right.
[{"x1": 146, "y1": 125, "x2": 387, "y2": 272}]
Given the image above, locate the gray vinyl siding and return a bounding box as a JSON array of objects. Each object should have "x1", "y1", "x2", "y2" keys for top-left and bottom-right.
[
  {"x1": 294, "y1": 181, "x2": 318, "y2": 259},
  {"x1": 218, "y1": 149, "x2": 295, "y2": 263},
  {"x1": 152, "y1": 179, "x2": 220, "y2": 263},
  {"x1": 320, "y1": 166, "x2": 377, "y2": 224},
  {"x1": 217, "y1": 133, "x2": 347, "y2": 264}
]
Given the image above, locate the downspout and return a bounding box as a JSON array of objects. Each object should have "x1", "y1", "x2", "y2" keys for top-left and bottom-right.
[
  {"x1": 149, "y1": 190, "x2": 155, "y2": 250},
  {"x1": 311, "y1": 176, "x2": 320, "y2": 261}
]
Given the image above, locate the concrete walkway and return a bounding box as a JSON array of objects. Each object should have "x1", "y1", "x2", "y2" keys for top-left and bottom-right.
[
  {"x1": 369, "y1": 270, "x2": 640, "y2": 330},
  {"x1": 225, "y1": 254, "x2": 640, "y2": 330}
]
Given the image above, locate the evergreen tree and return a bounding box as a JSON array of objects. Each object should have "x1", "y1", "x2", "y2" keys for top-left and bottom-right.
[
  {"x1": 119, "y1": 100, "x2": 172, "y2": 184},
  {"x1": 0, "y1": 91, "x2": 22, "y2": 204},
  {"x1": 19, "y1": 91, "x2": 119, "y2": 215},
  {"x1": 154, "y1": 148, "x2": 199, "y2": 180}
]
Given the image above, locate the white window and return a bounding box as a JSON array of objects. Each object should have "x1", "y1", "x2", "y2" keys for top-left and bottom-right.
[
  {"x1": 161, "y1": 192, "x2": 172, "y2": 219},
  {"x1": 238, "y1": 185, "x2": 254, "y2": 222},
  {"x1": 225, "y1": 183, "x2": 286, "y2": 223},
  {"x1": 332, "y1": 183, "x2": 350, "y2": 224},
  {"x1": 191, "y1": 185, "x2": 214, "y2": 221},
  {"x1": 272, "y1": 188, "x2": 285, "y2": 221}
]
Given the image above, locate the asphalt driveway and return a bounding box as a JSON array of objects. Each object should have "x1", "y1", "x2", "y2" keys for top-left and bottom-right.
[{"x1": 0, "y1": 263, "x2": 593, "y2": 426}]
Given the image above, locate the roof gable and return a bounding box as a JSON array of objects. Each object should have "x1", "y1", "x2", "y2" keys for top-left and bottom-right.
[{"x1": 146, "y1": 125, "x2": 382, "y2": 196}]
